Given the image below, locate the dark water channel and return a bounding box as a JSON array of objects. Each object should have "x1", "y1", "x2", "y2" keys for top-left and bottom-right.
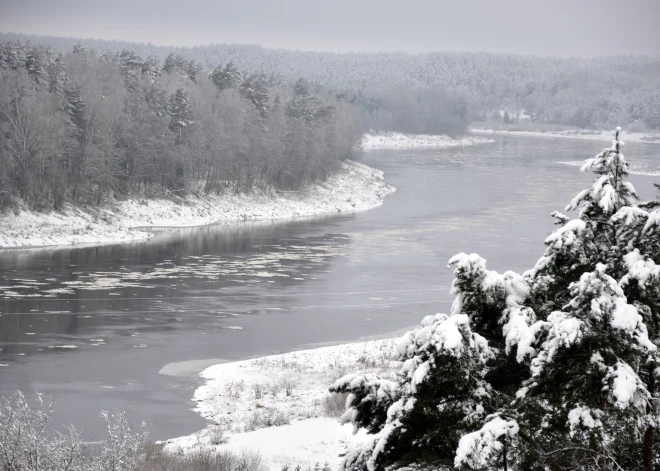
[{"x1": 0, "y1": 135, "x2": 658, "y2": 441}]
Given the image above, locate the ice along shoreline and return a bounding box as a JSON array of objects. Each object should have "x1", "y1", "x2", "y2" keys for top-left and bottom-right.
[
  {"x1": 0, "y1": 160, "x2": 393, "y2": 249},
  {"x1": 0, "y1": 132, "x2": 495, "y2": 250},
  {"x1": 362, "y1": 131, "x2": 494, "y2": 149},
  {"x1": 161, "y1": 337, "x2": 402, "y2": 471},
  {"x1": 470, "y1": 127, "x2": 660, "y2": 144}
]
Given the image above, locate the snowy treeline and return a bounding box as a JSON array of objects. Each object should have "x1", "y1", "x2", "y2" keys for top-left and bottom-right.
[
  {"x1": 3, "y1": 33, "x2": 659, "y2": 130},
  {"x1": 0, "y1": 41, "x2": 362, "y2": 210},
  {"x1": 332, "y1": 130, "x2": 660, "y2": 470}
]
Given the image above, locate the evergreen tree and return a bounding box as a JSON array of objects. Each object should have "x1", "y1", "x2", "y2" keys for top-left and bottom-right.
[
  {"x1": 118, "y1": 49, "x2": 144, "y2": 74},
  {"x1": 184, "y1": 59, "x2": 202, "y2": 82},
  {"x1": 144, "y1": 82, "x2": 168, "y2": 116},
  {"x1": 239, "y1": 73, "x2": 271, "y2": 118},
  {"x1": 209, "y1": 62, "x2": 242, "y2": 91},
  {"x1": 162, "y1": 52, "x2": 179, "y2": 74},
  {"x1": 47, "y1": 55, "x2": 66, "y2": 94},
  {"x1": 334, "y1": 129, "x2": 660, "y2": 471},
  {"x1": 161, "y1": 53, "x2": 199, "y2": 81},
  {"x1": 23, "y1": 43, "x2": 50, "y2": 86},
  {"x1": 168, "y1": 88, "x2": 193, "y2": 143},
  {"x1": 71, "y1": 42, "x2": 85, "y2": 54},
  {"x1": 140, "y1": 56, "x2": 160, "y2": 80},
  {"x1": 286, "y1": 79, "x2": 334, "y2": 127},
  {"x1": 0, "y1": 41, "x2": 25, "y2": 71}
]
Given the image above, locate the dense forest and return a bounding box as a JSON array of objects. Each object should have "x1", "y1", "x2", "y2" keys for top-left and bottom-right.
[
  {"x1": 3, "y1": 32, "x2": 659, "y2": 130},
  {"x1": 0, "y1": 42, "x2": 365, "y2": 210},
  {"x1": 0, "y1": 39, "x2": 470, "y2": 211},
  {"x1": 1, "y1": 34, "x2": 658, "y2": 211}
]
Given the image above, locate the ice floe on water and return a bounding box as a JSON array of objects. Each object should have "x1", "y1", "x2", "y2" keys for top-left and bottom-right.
[{"x1": 0, "y1": 236, "x2": 351, "y2": 299}]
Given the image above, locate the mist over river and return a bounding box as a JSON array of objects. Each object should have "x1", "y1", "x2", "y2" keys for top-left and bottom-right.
[{"x1": 1, "y1": 135, "x2": 659, "y2": 441}]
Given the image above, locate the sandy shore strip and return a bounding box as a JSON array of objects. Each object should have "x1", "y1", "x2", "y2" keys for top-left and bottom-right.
[
  {"x1": 471, "y1": 128, "x2": 660, "y2": 144},
  {"x1": 0, "y1": 160, "x2": 394, "y2": 249},
  {"x1": 361, "y1": 131, "x2": 494, "y2": 149},
  {"x1": 161, "y1": 338, "x2": 401, "y2": 471}
]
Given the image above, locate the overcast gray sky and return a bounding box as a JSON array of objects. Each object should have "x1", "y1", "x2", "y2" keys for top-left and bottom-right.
[{"x1": 0, "y1": 0, "x2": 658, "y2": 56}]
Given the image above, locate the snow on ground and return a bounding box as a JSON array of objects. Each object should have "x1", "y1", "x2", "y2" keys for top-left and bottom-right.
[
  {"x1": 558, "y1": 161, "x2": 660, "y2": 177},
  {"x1": 361, "y1": 131, "x2": 494, "y2": 149},
  {"x1": 471, "y1": 128, "x2": 660, "y2": 144},
  {"x1": 0, "y1": 160, "x2": 394, "y2": 249},
  {"x1": 161, "y1": 338, "x2": 401, "y2": 471}
]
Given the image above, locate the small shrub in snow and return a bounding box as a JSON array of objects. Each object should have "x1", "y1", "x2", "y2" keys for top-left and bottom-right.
[
  {"x1": 270, "y1": 382, "x2": 282, "y2": 396},
  {"x1": 283, "y1": 379, "x2": 296, "y2": 397},
  {"x1": 208, "y1": 425, "x2": 226, "y2": 446},
  {"x1": 322, "y1": 392, "x2": 350, "y2": 418},
  {"x1": 244, "y1": 410, "x2": 291, "y2": 432},
  {"x1": 0, "y1": 390, "x2": 148, "y2": 471},
  {"x1": 225, "y1": 381, "x2": 245, "y2": 400},
  {"x1": 142, "y1": 445, "x2": 264, "y2": 471},
  {"x1": 333, "y1": 129, "x2": 660, "y2": 471},
  {"x1": 253, "y1": 383, "x2": 265, "y2": 400}
]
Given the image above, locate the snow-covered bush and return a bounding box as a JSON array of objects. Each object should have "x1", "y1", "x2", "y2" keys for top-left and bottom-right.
[
  {"x1": 0, "y1": 390, "x2": 147, "y2": 471},
  {"x1": 332, "y1": 129, "x2": 660, "y2": 470}
]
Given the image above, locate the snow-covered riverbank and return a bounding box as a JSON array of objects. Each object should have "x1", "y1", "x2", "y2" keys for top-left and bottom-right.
[
  {"x1": 471, "y1": 128, "x2": 660, "y2": 144},
  {"x1": 558, "y1": 161, "x2": 660, "y2": 177},
  {"x1": 0, "y1": 161, "x2": 394, "y2": 249},
  {"x1": 361, "y1": 132, "x2": 494, "y2": 149},
  {"x1": 161, "y1": 338, "x2": 401, "y2": 471}
]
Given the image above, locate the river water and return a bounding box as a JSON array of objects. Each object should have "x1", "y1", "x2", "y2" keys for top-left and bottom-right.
[{"x1": 0, "y1": 135, "x2": 658, "y2": 441}]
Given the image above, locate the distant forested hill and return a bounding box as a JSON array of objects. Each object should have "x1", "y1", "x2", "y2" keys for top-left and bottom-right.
[{"x1": 2, "y1": 32, "x2": 659, "y2": 129}]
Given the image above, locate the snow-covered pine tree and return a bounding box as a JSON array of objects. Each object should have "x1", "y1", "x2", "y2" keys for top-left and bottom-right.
[
  {"x1": 140, "y1": 56, "x2": 160, "y2": 80},
  {"x1": 71, "y1": 42, "x2": 85, "y2": 54},
  {"x1": 239, "y1": 73, "x2": 271, "y2": 119},
  {"x1": 286, "y1": 78, "x2": 335, "y2": 127},
  {"x1": 162, "y1": 52, "x2": 179, "y2": 75},
  {"x1": 184, "y1": 59, "x2": 202, "y2": 82},
  {"x1": 24, "y1": 43, "x2": 51, "y2": 87},
  {"x1": 161, "y1": 53, "x2": 199, "y2": 81},
  {"x1": 167, "y1": 88, "x2": 193, "y2": 143},
  {"x1": 0, "y1": 41, "x2": 26, "y2": 72},
  {"x1": 118, "y1": 50, "x2": 144, "y2": 75},
  {"x1": 47, "y1": 55, "x2": 66, "y2": 94},
  {"x1": 209, "y1": 62, "x2": 242, "y2": 91},
  {"x1": 333, "y1": 129, "x2": 660, "y2": 471},
  {"x1": 118, "y1": 50, "x2": 145, "y2": 94},
  {"x1": 144, "y1": 82, "x2": 168, "y2": 116}
]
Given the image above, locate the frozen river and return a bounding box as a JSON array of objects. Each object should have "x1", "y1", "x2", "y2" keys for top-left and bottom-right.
[{"x1": 1, "y1": 135, "x2": 658, "y2": 441}]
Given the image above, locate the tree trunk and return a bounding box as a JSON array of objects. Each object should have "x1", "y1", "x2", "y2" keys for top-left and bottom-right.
[{"x1": 643, "y1": 366, "x2": 655, "y2": 471}]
